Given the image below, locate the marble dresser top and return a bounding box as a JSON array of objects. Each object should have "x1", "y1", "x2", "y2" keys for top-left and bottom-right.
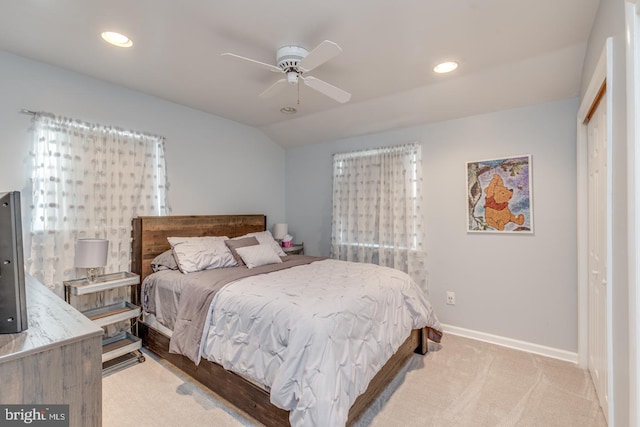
[{"x1": 0, "y1": 274, "x2": 102, "y2": 364}]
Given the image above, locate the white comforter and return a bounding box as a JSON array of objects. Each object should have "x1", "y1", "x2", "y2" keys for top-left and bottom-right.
[{"x1": 200, "y1": 259, "x2": 441, "y2": 427}]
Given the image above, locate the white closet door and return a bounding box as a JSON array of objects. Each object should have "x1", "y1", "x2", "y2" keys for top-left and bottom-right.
[{"x1": 587, "y1": 88, "x2": 608, "y2": 423}]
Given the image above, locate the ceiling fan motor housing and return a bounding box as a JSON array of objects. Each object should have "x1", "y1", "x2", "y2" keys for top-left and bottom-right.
[{"x1": 276, "y1": 45, "x2": 309, "y2": 72}]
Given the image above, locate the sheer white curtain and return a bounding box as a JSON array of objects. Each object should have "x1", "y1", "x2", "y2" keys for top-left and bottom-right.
[
  {"x1": 27, "y1": 113, "x2": 169, "y2": 295},
  {"x1": 331, "y1": 142, "x2": 428, "y2": 293}
]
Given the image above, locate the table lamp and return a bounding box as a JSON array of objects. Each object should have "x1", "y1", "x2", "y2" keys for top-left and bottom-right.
[
  {"x1": 75, "y1": 238, "x2": 109, "y2": 282},
  {"x1": 272, "y1": 223, "x2": 288, "y2": 242}
]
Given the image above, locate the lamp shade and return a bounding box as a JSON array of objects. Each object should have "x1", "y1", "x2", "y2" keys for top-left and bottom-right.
[
  {"x1": 74, "y1": 239, "x2": 109, "y2": 268},
  {"x1": 272, "y1": 223, "x2": 288, "y2": 240}
]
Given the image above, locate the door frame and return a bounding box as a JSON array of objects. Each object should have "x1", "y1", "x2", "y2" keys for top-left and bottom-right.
[
  {"x1": 626, "y1": 1, "x2": 640, "y2": 425},
  {"x1": 576, "y1": 37, "x2": 613, "y2": 422}
]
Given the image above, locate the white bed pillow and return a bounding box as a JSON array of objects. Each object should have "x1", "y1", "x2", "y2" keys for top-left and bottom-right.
[
  {"x1": 233, "y1": 230, "x2": 287, "y2": 257},
  {"x1": 235, "y1": 244, "x2": 283, "y2": 269},
  {"x1": 168, "y1": 236, "x2": 237, "y2": 273}
]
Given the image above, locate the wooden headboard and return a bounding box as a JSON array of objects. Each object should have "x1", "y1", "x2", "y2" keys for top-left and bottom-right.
[{"x1": 130, "y1": 215, "x2": 266, "y2": 292}]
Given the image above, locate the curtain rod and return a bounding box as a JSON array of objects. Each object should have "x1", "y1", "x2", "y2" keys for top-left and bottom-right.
[{"x1": 20, "y1": 108, "x2": 166, "y2": 142}]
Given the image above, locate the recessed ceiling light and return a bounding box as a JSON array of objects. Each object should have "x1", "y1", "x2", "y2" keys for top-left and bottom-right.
[
  {"x1": 280, "y1": 107, "x2": 297, "y2": 114},
  {"x1": 101, "y1": 31, "x2": 133, "y2": 48},
  {"x1": 434, "y1": 61, "x2": 458, "y2": 74}
]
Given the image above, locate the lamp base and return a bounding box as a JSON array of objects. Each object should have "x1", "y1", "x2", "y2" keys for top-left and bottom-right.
[{"x1": 86, "y1": 267, "x2": 100, "y2": 282}]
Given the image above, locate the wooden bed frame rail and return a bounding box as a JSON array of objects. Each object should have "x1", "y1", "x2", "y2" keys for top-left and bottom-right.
[
  {"x1": 131, "y1": 215, "x2": 429, "y2": 426},
  {"x1": 138, "y1": 323, "x2": 426, "y2": 426}
]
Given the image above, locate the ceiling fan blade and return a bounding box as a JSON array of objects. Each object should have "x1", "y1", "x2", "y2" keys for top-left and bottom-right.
[
  {"x1": 301, "y1": 76, "x2": 351, "y2": 103},
  {"x1": 298, "y1": 40, "x2": 342, "y2": 73},
  {"x1": 259, "y1": 79, "x2": 288, "y2": 98},
  {"x1": 221, "y1": 53, "x2": 283, "y2": 73}
]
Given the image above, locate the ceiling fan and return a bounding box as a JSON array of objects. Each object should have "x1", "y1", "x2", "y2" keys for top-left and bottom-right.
[{"x1": 221, "y1": 40, "x2": 351, "y2": 104}]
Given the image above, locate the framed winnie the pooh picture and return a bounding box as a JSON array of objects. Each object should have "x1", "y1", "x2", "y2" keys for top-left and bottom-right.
[{"x1": 466, "y1": 155, "x2": 533, "y2": 233}]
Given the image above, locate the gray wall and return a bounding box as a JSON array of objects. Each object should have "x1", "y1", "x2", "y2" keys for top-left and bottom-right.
[
  {"x1": 286, "y1": 97, "x2": 579, "y2": 353},
  {"x1": 0, "y1": 51, "x2": 286, "y2": 230}
]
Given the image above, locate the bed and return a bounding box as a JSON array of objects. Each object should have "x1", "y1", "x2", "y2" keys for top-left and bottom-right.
[{"x1": 131, "y1": 214, "x2": 442, "y2": 426}]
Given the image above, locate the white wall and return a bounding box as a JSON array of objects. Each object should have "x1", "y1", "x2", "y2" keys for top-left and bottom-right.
[
  {"x1": 286, "y1": 97, "x2": 579, "y2": 353},
  {"x1": 0, "y1": 51, "x2": 286, "y2": 229}
]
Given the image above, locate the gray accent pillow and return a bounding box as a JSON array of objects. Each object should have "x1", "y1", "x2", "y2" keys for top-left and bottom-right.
[
  {"x1": 225, "y1": 236, "x2": 260, "y2": 267},
  {"x1": 233, "y1": 230, "x2": 287, "y2": 257},
  {"x1": 151, "y1": 249, "x2": 179, "y2": 272}
]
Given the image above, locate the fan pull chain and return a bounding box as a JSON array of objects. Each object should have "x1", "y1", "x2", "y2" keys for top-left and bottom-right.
[{"x1": 297, "y1": 78, "x2": 301, "y2": 105}]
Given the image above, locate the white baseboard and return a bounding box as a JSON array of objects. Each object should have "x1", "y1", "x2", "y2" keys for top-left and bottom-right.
[{"x1": 441, "y1": 323, "x2": 579, "y2": 364}]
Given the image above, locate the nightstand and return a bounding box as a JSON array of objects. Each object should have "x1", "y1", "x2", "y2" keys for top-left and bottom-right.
[
  {"x1": 282, "y1": 243, "x2": 304, "y2": 255},
  {"x1": 64, "y1": 271, "x2": 145, "y2": 372}
]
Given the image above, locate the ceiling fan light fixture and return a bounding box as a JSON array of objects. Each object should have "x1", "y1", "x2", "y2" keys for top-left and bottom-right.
[
  {"x1": 286, "y1": 71, "x2": 298, "y2": 85},
  {"x1": 280, "y1": 107, "x2": 297, "y2": 114},
  {"x1": 101, "y1": 31, "x2": 133, "y2": 48},
  {"x1": 434, "y1": 61, "x2": 458, "y2": 74}
]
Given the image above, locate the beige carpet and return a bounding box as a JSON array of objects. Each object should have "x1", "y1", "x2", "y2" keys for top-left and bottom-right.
[{"x1": 103, "y1": 334, "x2": 606, "y2": 426}]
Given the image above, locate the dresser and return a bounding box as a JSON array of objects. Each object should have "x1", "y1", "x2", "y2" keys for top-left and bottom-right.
[{"x1": 0, "y1": 274, "x2": 103, "y2": 427}]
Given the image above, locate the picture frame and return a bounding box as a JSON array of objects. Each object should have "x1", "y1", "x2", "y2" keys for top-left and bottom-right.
[{"x1": 466, "y1": 154, "x2": 533, "y2": 233}]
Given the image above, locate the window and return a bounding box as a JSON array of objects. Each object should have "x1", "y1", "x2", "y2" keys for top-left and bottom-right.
[
  {"x1": 27, "y1": 113, "x2": 169, "y2": 294},
  {"x1": 331, "y1": 142, "x2": 428, "y2": 292}
]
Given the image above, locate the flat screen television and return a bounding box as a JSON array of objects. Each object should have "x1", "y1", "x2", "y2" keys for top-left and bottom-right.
[{"x1": 0, "y1": 191, "x2": 27, "y2": 333}]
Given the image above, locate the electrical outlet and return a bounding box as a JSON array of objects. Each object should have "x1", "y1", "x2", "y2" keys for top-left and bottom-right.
[{"x1": 446, "y1": 291, "x2": 456, "y2": 305}]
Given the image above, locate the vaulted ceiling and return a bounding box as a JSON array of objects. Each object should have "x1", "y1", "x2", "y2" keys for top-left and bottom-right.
[{"x1": 0, "y1": 1, "x2": 599, "y2": 147}]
